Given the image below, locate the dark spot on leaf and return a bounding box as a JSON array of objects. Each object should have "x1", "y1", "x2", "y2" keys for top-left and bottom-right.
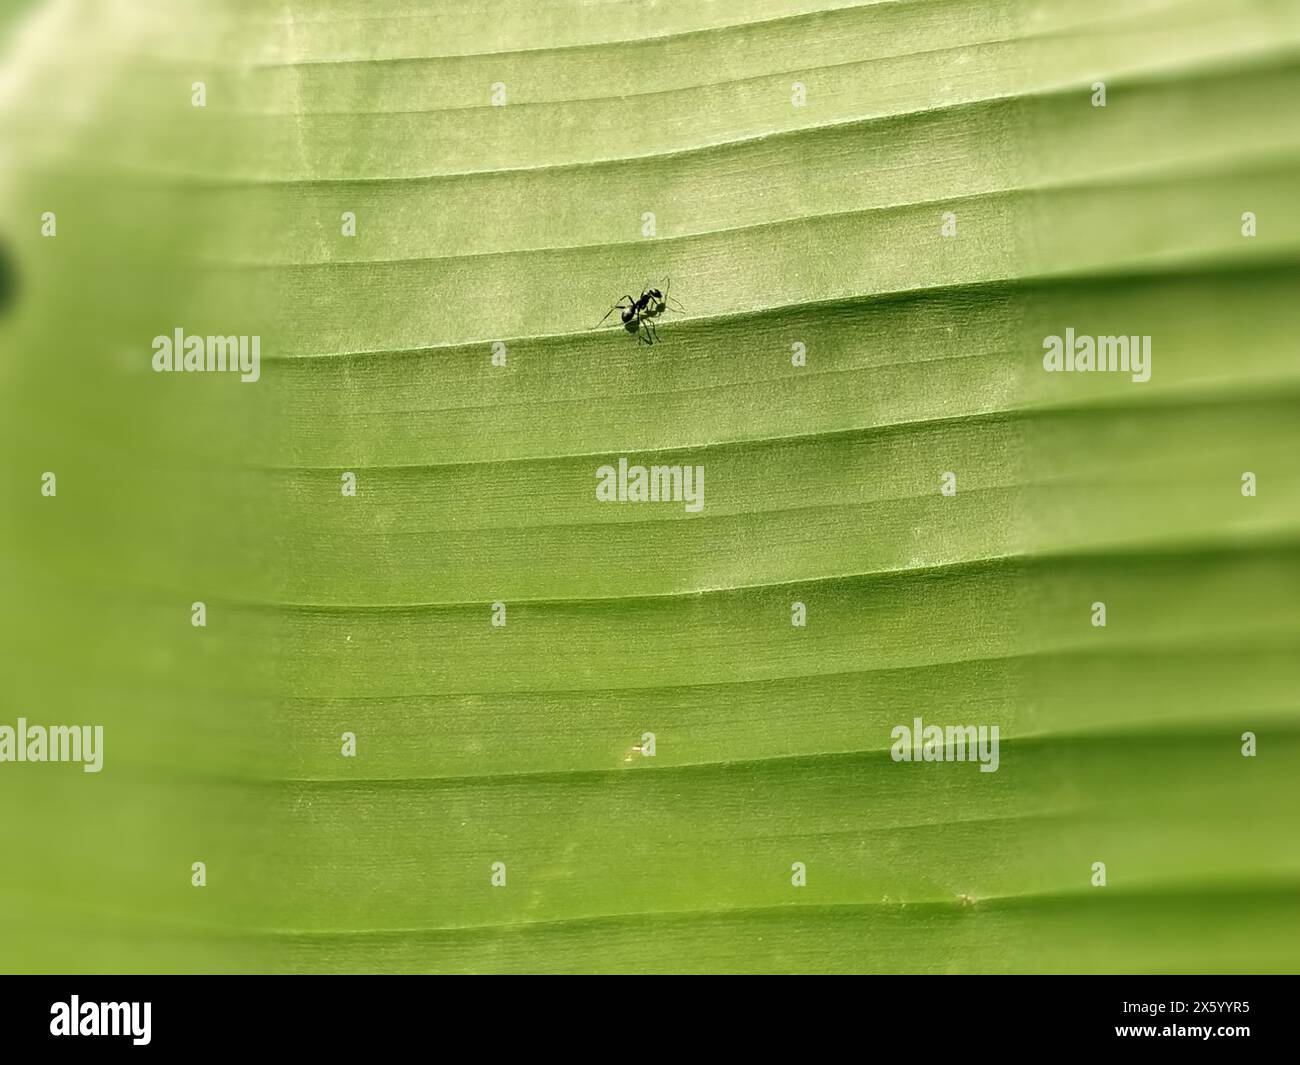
[{"x1": 0, "y1": 237, "x2": 16, "y2": 317}]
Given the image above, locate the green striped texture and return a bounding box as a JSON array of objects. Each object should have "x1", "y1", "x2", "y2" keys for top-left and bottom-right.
[{"x1": 0, "y1": 0, "x2": 1298, "y2": 972}]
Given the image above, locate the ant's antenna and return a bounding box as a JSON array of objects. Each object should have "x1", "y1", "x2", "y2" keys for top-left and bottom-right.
[{"x1": 662, "y1": 277, "x2": 686, "y2": 313}]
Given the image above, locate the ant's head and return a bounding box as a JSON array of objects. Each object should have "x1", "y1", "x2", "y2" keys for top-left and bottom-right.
[{"x1": 648, "y1": 288, "x2": 663, "y2": 299}]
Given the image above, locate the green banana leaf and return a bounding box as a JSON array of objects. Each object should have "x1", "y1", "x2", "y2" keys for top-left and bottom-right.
[{"x1": 0, "y1": 0, "x2": 1297, "y2": 973}]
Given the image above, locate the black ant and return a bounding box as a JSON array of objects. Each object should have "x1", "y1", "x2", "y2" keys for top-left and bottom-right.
[{"x1": 594, "y1": 278, "x2": 684, "y2": 344}]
